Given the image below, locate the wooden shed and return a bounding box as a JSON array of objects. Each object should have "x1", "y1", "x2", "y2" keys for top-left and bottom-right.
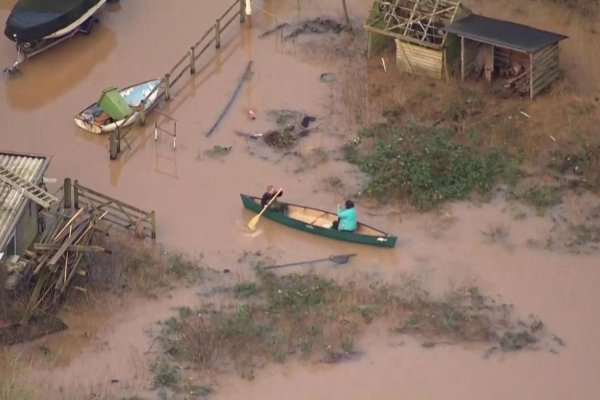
[
  {"x1": 443, "y1": 14, "x2": 568, "y2": 98},
  {"x1": 364, "y1": 0, "x2": 471, "y2": 80}
]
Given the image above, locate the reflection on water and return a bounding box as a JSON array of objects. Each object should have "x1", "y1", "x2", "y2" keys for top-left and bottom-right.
[{"x1": 6, "y1": 25, "x2": 117, "y2": 109}]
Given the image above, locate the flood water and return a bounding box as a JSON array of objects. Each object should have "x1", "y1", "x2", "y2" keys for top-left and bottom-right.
[{"x1": 1, "y1": 0, "x2": 600, "y2": 399}]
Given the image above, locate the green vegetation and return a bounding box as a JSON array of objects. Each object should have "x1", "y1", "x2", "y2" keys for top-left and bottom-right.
[
  {"x1": 159, "y1": 271, "x2": 557, "y2": 379},
  {"x1": 0, "y1": 353, "x2": 35, "y2": 400},
  {"x1": 518, "y1": 185, "x2": 562, "y2": 214},
  {"x1": 203, "y1": 145, "x2": 232, "y2": 159},
  {"x1": 153, "y1": 363, "x2": 180, "y2": 388},
  {"x1": 345, "y1": 123, "x2": 509, "y2": 209}
]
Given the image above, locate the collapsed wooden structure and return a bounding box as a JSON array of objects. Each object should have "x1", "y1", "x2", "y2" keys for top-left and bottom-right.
[
  {"x1": 4, "y1": 177, "x2": 156, "y2": 321},
  {"x1": 364, "y1": 0, "x2": 470, "y2": 79},
  {"x1": 444, "y1": 14, "x2": 568, "y2": 98}
]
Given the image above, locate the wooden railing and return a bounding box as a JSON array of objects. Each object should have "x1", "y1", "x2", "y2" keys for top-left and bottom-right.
[
  {"x1": 109, "y1": 0, "x2": 247, "y2": 159},
  {"x1": 62, "y1": 178, "x2": 156, "y2": 239}
]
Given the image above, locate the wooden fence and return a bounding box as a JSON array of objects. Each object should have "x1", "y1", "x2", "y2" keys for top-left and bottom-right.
[
  {"x1": 109, "y1": 0, "x2": 247, "y2": 159},
  {"x1": 62, "y1": 178, "x2": 156, "y2": 239}
]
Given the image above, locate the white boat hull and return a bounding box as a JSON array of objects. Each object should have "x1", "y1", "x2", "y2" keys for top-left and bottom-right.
[{"x1": 74, "y1": 79, "x2": 162, "y2": 135}]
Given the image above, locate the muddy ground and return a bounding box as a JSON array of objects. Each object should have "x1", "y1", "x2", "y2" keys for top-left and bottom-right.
[{"x1": 1, "y1": 0, "x2": 600, "y2": 399}]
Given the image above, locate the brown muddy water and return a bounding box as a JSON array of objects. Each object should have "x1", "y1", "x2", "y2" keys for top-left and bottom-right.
[{"x1": 1, "y1": 0, "x2": 600, "y2": 399}]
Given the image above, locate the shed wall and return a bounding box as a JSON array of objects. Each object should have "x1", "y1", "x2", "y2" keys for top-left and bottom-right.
[
  {"x1": 15, "y1": 200, "x2": 39, "y2": 255},
  {"x1": 531, "y1": 43, "x2": 560, "y2": 98},
  {"x1": 395, "y1": 40, "x2": 443, "y2": 79}
]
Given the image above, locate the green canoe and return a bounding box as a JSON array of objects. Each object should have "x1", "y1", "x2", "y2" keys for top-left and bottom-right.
[{"x1": 241, "y1": 194, "x2": 397, "y2": 248}]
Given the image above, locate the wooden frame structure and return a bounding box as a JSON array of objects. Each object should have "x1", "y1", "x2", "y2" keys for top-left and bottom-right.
[
  {"x1": 444, "y1": 14, "x2": 568, "y2": 98},
  {"x1": 364, "y1": 0, "x2": 470, "y2": 79}
]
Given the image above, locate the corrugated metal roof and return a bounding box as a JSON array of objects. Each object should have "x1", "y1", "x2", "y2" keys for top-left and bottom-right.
[
  {"x1": 444, "y1": 14, "x2": 568, "y2": 53},
  {"x1": 0, "y1": 152, "x2": 49, "y2": 252}
]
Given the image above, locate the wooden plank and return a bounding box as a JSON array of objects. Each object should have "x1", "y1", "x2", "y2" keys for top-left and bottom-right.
[
  {"x1": 529, "y1": 52, "x2": 533, "y2": 99},
  {"x1": 34, "y1": 243, "x2": 107, "y2": 253},
  {"x1": 47, "y1": 222, "x2": 89, "y2": 267},
  {"x1": 52, "y1": 208, "x2": 85, "y2": 242},
  {"x1": 364, "y1": 25, "x2": 441, "y2": 50},
  {"x1": 396, "y1": 40, "x2": 443, "y2": 79},
  {"x1": 532, "y1": 70, "x2": 560, "y2": 91},
  {"x1": 533, "y1": 48, "x2": 559, "y2": 65},
  {"x1": 533, "y1": 44, "x2": 559, "y2": 60},
  {"x1": 461, "y1": 36, "x2": 464, "y2": 80},
  {"x1": 74, "y1": 183, "x2": 151, "y2": 215}
]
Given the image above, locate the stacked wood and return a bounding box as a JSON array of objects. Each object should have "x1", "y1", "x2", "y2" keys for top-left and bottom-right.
[
  {"x1": 503, "y1": 69, "x2": 530, "y2": 95},
  {"x1": 20, "y1": 206, "x2": 110, "y2": 320}
]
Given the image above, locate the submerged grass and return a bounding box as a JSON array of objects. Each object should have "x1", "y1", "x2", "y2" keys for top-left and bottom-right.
[{"x1": 160, "y1": 270, "x2": 557, "y2": 378}]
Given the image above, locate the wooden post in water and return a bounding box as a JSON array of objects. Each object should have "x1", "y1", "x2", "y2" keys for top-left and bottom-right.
[
  {"x1": 164, "y1": 73, "x2": 171, "y2": 101},
  {"x1": 63, "y1": 178, "x2": 72, "y2": 209},
  {"x1": 190, "y1": 46, "x2": 196, "y2": 74},
  {"x1": 240, "y1": 0, "x2": 246, "y2": 23},
  {"x1": 139, "y1": 100, "x2": 146, "y2": 126},
  {"x1": 150, "y1": 211, "x2": 156, "y2": 239},
  {"x1": 215, "y1": 19, "x2": 221, "y2": 49},
  {"x1": 341, "y1": 0, "x2": 350, "y2": 26},
  {"x1": 109, "y1": 131, "x2": 118, "y2": 160},
  {"x1": 73, "y1": 180, "x2": 79, "y2": 209},
  {"x1": 109, "y1": 126, "x2": 122, "y2": 160}
]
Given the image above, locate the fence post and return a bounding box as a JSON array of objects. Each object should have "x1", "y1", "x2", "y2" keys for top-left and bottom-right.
[
  {"x1": 109, "y1": 130, "x2": 119, "y2": 160},
  {"x1": 139, "y1": 100, "x2": 146, "y2": 126},
  {"x1": 164, "y1": 73, "x2": 171, "y2": 101},
  {"x1": 215, "y1": 19, "x2": 221, "y2": 49},
  {"x1": 190, "y1": 46, "x2": 196, "y2": 74},
  {"x1": 63, "y1": 178, "x2": 72, "y2": 209},
  {"x1": 150, "y1": 211, "x2": 156, "y2": 239},
  {"x1": 73, "y1": 180, "x2": 80, "y2": 209},
  {"x1": 240, "y1": 0, "x2": 246, "y2": 23}
]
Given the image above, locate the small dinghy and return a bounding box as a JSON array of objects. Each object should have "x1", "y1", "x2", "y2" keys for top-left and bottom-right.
[
  {"x1": 241, "y1": 194, "x2": 397, "y2": 248},
  {"x1": 74, "y1": 79, "x2": 162, "y2": 134}
]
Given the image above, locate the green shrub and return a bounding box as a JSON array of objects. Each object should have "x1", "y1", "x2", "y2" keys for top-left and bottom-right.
[{"x1": 345, "y1": 123, "x2": 509, "y2": 209}]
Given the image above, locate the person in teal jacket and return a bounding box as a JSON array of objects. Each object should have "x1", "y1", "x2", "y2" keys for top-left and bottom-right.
[{"x1": 332, "y1": 200, "x2": 357, "y2": 231}]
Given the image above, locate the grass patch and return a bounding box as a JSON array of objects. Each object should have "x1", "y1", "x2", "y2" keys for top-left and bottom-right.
[
  {"x1": 160, "y1": 271, "x2": 556, "y2": 378},
  {"x1": 344, "y1": 123, "x2": 510, "y2": 209},
  {"x1": 152, "y1": 363, "x2": 180, "y2": 388},
  {"x1": 519, "y1": 185, "x2": 561, "y2": 213},
  {"x1": 83, "y1": 234, "x2": 210, "y2": 300},
  {"x1": 203, "y1": 145, "x2": 232, "y2": 159},
  {"x1": 482, "y1": 224, "x2": 509, "y2": 243},
  {"x1": 0, "y1": 352, "x2": 36, "y2": 400}
]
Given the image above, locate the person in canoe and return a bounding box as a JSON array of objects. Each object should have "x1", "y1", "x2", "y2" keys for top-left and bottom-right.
[
  {"x1": 261, "y1": 185, "x2": 285, "y2": 212},
  {"x1": 332, "y1": 200, "x2": 357, "y2": 232}
]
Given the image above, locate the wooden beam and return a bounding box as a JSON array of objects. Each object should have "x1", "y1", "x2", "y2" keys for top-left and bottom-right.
[
  {"x1": 529, "y1": 52, "x2": 533, "y2": 99},
  {"x1": 364, "y1": 25, "x2": 441, "y2": 50},
  {"x1": 461, "y1": 36, "x2": 465, "y2": 81},
  {"x1": 422, "y1": 0, "x2": 440, "y2": 42},
  {"x1": 34, "y1": 243, "x2": 108, "y2": 253},
  {"x1": 403, "y1": 0, "x2": 421, "y2": 35},
  {"x1": 47, "y1": 222, "x2": 89, "y2": 267}
]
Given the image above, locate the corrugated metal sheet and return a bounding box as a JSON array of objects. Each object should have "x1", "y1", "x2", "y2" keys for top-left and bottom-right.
[
  {"x1": 0, "y1": 152, "x2": 49, "y2": 253},
  {"x1": 396, "y1": 40, "x2": 443, "y2": 79}
]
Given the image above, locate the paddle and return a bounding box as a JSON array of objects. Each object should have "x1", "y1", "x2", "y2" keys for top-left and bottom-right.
[
  {"x1": 247, "y1": 189, "x2": 283, "y2": 232},
  {"x1": 262, "y1": 254, "x2": 356, "y2": 270}
]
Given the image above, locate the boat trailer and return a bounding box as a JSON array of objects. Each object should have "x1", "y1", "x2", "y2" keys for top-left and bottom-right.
[{"x1": 4, "y1": 16, "x2": 97, "y2": 75}]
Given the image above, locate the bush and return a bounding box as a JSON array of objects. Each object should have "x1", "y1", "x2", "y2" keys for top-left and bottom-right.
[{"x1": 345, "y1": 123, "x2": 509, "y2": 209}]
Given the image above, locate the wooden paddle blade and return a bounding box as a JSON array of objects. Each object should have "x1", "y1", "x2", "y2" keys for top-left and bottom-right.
[{"x1": 247, "y1": 214, "x2": 261, "y2": 231}]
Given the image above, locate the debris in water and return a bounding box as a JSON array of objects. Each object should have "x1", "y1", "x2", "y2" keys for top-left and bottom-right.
[{"x1": 259, "y1": 17, "x2": 346, "y2": 40}]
